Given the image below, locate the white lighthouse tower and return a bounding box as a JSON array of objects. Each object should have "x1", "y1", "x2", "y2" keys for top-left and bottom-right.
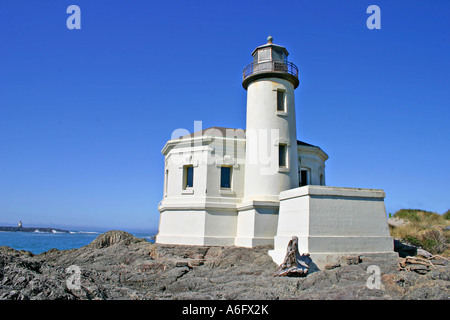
[
  {"x1": 242, "y1": 35, "x2": 300, "y2": 199},
  {"x1": 235, "y1": 36, "x2": 301, "y2": 247}
]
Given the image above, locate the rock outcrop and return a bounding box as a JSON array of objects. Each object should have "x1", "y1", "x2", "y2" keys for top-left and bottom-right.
[
  {"x1": 87, "y1": 230, "x2": 147, "y2": 249},
  {"x1": 0, "y1": 231, "x2": 448, "y2": 300}
]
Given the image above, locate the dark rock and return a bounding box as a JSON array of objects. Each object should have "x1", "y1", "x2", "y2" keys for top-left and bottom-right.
[
  {"x1": 407, "y1": 264, "x2": 431, "y2": 275},
  {"x1": 394, "y1": 239, "x2": 418, "y2": 258},
  {"x1": 416, "y1": 248, "x2": 433, "y2": 258},
  {"x1": 324, "y1": 262, "x2": 341, "y2": 270},
  {"x1": 86, "y1": 230, "x2": 147, "y2": 249},
  {"x1": 0, "y1": 230, "x2": 449, "y2": 300},
  {"x1": 175, "y1": 261, "x2": 189, "y2": 267},
  {"x1": 345, "y1": 255, "x2": 362, "y2": 265},
  {"x1": 189, "y1": 259, "x2": 205, "y2": 267}
]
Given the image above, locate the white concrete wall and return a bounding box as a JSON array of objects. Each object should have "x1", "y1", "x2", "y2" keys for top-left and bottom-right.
[
  {"x1": 206, "y1": 137, "x2": 246, "y2": 202},
  {"x1": 235, "y1": 202, "x2": 279, "y2": 247},
  {"x1": 156, "y1": 209, "x2": 238, "y2": 246},
  {"x1": 156, "y1": 210, "x2": 206, "y2": 245},
  {"x1": 269, "y1": 186, "x2": 396, "y2": 268},
  {"x1": 308, "y1": 188, "x2": 390, "y2": 237},
  {"x1": 268, "y1": 189, "x2": 310, "y2": 255},
  {"x1": 162, "y1": 143, "x2": 208, "y2": 201},
  {"x1": 156, "y1": 135, "x2": 246, "y2": 246},
  {"x1": 159, "y1": 135, "x2": 245, "y2": 207}
]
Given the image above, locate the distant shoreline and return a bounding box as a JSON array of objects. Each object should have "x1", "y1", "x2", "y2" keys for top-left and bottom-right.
[{"x1": 0, "y1": 226, "x2": 70, "y2": 233}]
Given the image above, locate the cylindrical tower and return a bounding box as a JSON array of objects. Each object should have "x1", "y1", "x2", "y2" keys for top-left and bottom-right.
[{"x1": 242, "y1": 36, "x2": 300, "y2": 202}]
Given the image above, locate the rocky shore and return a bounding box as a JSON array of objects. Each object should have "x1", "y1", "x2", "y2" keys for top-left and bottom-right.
[
  {"x1": 0, "y1": 226, "x2": 70, "y2": 233},
  {"x1": 0, "y1": 231, "x2": 448, "y2": 300}
]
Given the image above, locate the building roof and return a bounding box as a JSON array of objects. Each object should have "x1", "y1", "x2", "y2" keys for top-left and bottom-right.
[
  {"x1": 178, "y1": 126, "x2": 318, "y2": 147},
  {"x1": 250, "y1": 36, "x2": 290, "y2": 57},
  {"x1": 297, "y1": 140, "x2": 317, "y2": 147},
  {"x1": 178, "y1": 126, "x2": 246, "y2": 139},
  {"x1": 165, "y1": 126, "x2": 328, "y2": 160}
]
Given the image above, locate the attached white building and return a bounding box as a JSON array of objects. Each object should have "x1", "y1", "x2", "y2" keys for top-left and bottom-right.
[
  {"x1": 157, "y1": 126, "x2": 327, "y2": 246},
  {"x1": 156, "y1": 37, "x2": 395, "y2": 268}
]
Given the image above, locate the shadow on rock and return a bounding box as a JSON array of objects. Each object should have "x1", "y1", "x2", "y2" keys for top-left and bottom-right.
[{"x1": 394, "y1": 239, "x2": 417, "y2": 258}]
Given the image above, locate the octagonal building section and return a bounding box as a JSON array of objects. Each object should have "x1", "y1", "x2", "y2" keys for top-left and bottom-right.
[
  {"x1": 156, "y1": 127, "x2": 247, "y2": 246},
  {"x1": 297, "y1": 140, "x2": 328, "y2": 187}
]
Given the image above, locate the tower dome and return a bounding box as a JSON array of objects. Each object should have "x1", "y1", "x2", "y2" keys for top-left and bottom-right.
[{"x1": 242, "y1": 36, "x2": 299, "y2": 89}]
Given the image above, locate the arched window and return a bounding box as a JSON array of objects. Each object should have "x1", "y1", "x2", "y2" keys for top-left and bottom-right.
[{"x1": 300, "y1": 169, "x2": 310, "y2": 186}]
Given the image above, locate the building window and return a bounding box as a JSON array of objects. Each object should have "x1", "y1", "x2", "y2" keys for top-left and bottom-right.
[
  {"x1": 164, "y1": 169, "x2": 169, "y2": 197},
  {"x1": 258, "y1": 48, "x2": 271, "y2": 61},
  {"x1": 277, "y1": 90, "x2": 285, "y2": 112},
  {"x1": 300, "y1": 169, "x2": 309, "y2": 186},
  {"x1": 320, "y1": 174, "x2": 324, "y2": 186},
  {"x1": 220, "y1": 166, "x2": 232, "y2": 189},
  {"x1": 279, "y1": 144, "x2": 287, "y2": 168},
  {"x1": 183, "y1": 165, "x2": 194, "y2": 189}
]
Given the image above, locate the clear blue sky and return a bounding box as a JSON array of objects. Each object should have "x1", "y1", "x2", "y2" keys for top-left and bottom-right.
[{"x1": 0, "y1": 1, "x2": 448, "y2": 232}]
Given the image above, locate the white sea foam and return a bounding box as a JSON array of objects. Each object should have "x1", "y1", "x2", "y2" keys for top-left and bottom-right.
[{"x1": 70, "y1": 231, "x2": 100, "y2": 234}]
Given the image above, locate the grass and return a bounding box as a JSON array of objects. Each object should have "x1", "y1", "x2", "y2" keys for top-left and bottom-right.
[{"x1": 389, "y1": 209, "x2": 450, "y2": 257}]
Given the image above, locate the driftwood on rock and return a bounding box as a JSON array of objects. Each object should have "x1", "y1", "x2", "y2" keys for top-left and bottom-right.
[
  {"x1": 398, "y1": 255, "x2": 448, "y2": 274},
  {"x1": 273, "y1": 236, "x2": 312, "y2": 277}
]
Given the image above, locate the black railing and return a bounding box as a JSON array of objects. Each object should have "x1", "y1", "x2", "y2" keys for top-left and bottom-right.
[{"x1": 243, "y1": 60, "x2": 298, "y2": 80}]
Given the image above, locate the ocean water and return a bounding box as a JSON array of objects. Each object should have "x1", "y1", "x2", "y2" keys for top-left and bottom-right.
[{"x1": 0, "y1": 230, "x2": 156, "y2": 254}]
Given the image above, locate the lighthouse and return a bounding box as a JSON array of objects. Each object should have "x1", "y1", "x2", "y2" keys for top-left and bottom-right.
[
  {"x1": 156, "y1": 36, "x2": 328, "y2": 248},
  {"x1": 156, "y1": 36, "x2": 395, "y2": 269},
  {"x1": 242, "y1": 35, "x2": 300, "y2": 201},
  {"x1": 233, "y1": 36, "x2": 302, "y2": 246}
]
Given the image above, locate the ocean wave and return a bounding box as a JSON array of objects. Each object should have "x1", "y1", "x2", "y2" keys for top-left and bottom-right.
[
  {"x1": 33, "y1": 229, "x2": 49, "y2": 233},
  {"x1": 52, "y1": 229, "x2": 65, "y2": 234},
  {"x1": 69, "y1": 231, "x2": 101, "y2": 234}
]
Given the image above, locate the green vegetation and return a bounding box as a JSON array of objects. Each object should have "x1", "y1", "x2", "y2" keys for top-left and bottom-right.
[
  {"x1": 443, "y1": 209, "x2": 450, "y2": 220},
  {"x1": 389, "y1": 209, "x2": 450, "y2": 256},
  {"x1": 393, "y1": 209, "x2": 443, "y2": 223}
]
